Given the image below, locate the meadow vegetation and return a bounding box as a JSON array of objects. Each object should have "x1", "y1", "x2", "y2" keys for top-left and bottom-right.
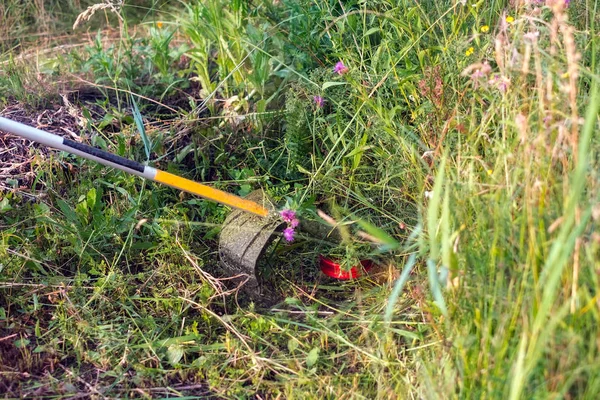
[{"x1": 1, "y1": 0, "x2": 599, "y2": 398}]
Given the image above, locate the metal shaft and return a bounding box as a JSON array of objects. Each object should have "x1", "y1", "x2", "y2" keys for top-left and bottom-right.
[{"x1": 0, "y1": 116, "x2": 269, "y2": 217}]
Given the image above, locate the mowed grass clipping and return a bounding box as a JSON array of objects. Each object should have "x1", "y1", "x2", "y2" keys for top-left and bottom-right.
[{"x1": 1, "y1": 0, "x2": 599, "y2": 398}]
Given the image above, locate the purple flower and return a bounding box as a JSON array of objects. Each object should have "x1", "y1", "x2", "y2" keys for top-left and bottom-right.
[
  {"x1": 313, "y1": 95, "x2": 325, "y2": 108},
  {"x1": 564, "y1": 0, "x2": 571, "y2": 6},
  {"x1": 280, "y1": 209, "x2": 300, "y2": 242},
  {"x1": 333, "y1": 61, "x2": 349, "y2": 75},
  {"x1": 283, "y1": 227, "x2": 295, "y2": 242},
  {"x1": 497, "y1": 78, "x2": 510, "y2": 92},
  {"x1": 489, "y1": 74, "x2": 510, "y2": 93},
  {"x1": 280, "y1": 209, "x2": 296, "y2": 222}
]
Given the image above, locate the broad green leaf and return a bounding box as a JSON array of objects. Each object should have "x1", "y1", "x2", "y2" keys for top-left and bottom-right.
[
  {"x1": 287, "y1": 339, "x2": 299, "y2": 352},
  {"x1": 34, "y1": 203, "x2": 50, "y2": 217},
  {"x1": 356, "y1": 218, "x2": 399, "y2": 250},
  {"x1": 344, "y1": 145, "x2": 373, "y2": 159},
  {"x1": 306, "y1": 347, "x2": 320, "y2": 367},
  {"x1": 130, "y1": 242, "x2": 156, "y2": 250},
  {"x1": 57, "y1": 199, "x2": 79, "y2": 225},
  {"x1": 167, "y1": 344, "x2": 184, "y2": 366},
  {"x1": 322, "y1": 81, "x2": 347, "y2": 91},
  {"x1": 364, "y1": 27, "x2": 380, "y2": 37},
  {"x1": 86, "y1": 188, "x2": 97, "y2": 211},
  {"x1": 388, "y1": 328, "x2": 421, "y2": 341},
  {"x1": 14, "y1": 338, "x2": 30, "y2": 348},
  {"x1": 0, "y1": 197, "x2": 11, "y2": 213}
]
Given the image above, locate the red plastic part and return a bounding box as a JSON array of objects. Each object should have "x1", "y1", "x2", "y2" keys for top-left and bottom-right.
[{"x1": 319, "y1": 255, "x2": 373, "y2": 280}]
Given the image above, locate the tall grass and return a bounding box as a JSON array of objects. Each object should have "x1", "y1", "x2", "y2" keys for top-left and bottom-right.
[{"x1": 254, "y1": 0, "x2": 600, "y2": 396}]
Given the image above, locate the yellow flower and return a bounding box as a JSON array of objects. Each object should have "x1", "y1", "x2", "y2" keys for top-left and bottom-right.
[
  {"x1": 156, "y1": 21, "x2": 164, "y2": 29},
  {"x1": 481, "y1": 25, "x2": 490, "y2": 33},
  {"x1": 465, "y1": 47, "x2": 474, "y2": 56},
  {"x1": 506, "y1": 16, "x2": 515, "y2": 24},
  {"x1": 487, "y1": 169, "x2": 493, "y2": 176}
]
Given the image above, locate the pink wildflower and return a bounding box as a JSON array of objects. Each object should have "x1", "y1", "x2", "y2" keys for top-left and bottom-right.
[
  {"x1": 497, "y1": 78, "x2": 510, "y2": 92},
  {"x1": 333, "y1": 61, "x2": 349, "y2": 75},
  {"x1": 489, "y1": 74, "x2": 510, "y2": 93},
  {"x1": 464, "y1": 62, "x2": 492, "y2": 86},
  {"x1": 313, "y1": 95, "x2": 325, "y2": 108},
  {"x1": 481, "y1": 62, "x2": 492, "y2": 75},
  {"x1": 280, "y1": 209, "x2": 296, "y2": 222},
  {"x1": 280, "y1": 209, "x2": 300, "y2": 242},
  {"x1": 283, "y1": 227, "x2": 295, "y2": 242},
  {"x1": 471, "y1": 69, "x2": 485, "y2": 80}
]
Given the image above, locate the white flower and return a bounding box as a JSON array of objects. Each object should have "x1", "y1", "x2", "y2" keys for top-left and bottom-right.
[
  {"x1": 524, "y1": 31, "x2": 540, "y2": 42},
  {"x1": 421, "y1": 150, "x2": 434, "y2": 159}
]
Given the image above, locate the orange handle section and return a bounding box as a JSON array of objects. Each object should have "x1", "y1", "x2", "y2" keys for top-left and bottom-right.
[{"x1": 154, "y1": 170, "x2": 269, "y2": 217}]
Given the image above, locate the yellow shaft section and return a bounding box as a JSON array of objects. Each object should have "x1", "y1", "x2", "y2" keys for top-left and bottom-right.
[{"x1": 154, "y1": 170, "x2": 269, "y2": 217}]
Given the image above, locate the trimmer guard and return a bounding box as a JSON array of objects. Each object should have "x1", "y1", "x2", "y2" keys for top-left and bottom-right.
[{"x1": 218, "y1": 190, "x2": 284, "y2": 294}]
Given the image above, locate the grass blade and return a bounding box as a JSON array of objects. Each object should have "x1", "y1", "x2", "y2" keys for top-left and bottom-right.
[
  {"x1": 384, "y1": 253, "x2": 417, "y2": 323},
  {"x1": 130, "y1": 95, "x2": 151, "y2": 161}
]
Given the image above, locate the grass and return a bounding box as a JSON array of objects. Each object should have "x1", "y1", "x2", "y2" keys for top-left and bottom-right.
[{"x1": 1, "y1": 0, "x2": 599, "y2": 398}]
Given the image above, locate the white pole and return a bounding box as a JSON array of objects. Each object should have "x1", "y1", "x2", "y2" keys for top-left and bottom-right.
[{"x1": 0, "y1": 116, "x2": 155, "y2": 179}]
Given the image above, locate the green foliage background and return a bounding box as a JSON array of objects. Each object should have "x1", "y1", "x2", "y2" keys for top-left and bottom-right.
[{"x1": 1, "y1": 0, "x2": 599, "y2": 398}]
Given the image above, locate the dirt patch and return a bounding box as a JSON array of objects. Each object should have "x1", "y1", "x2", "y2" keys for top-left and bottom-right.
[
  {"x1": 0, "y1": 301, "x2": 221, "y2": 398},
  {"x1": 0, "y1": 81, "x2": 211, "y2": 195},
  {"x1": 0, "y1": 99, "x2": 86, "y2": 192},
  {"x1": 0, "y1": 303, "x2": 61, "y2": 396}
]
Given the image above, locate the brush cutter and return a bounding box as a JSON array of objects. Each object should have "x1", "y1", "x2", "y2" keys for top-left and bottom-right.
[{"x1": 0, "y1": 116, "x2": 290, "y2": 295}]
